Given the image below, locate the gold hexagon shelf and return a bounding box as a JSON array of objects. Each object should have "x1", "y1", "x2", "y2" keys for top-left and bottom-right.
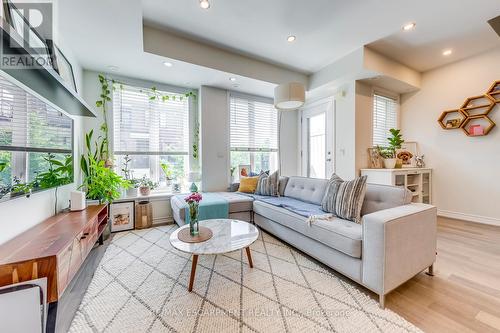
[
  {"x1": 486, "y1": 80, "x2": 500, "y2": 103},
  {"x1": 460, "y1": 115, "x2": 496, "y2": 137},
  {"x1": 460, "y1": 94, "x2": 495, "y2": 117},
  {"x1": 437, "y1": 109, "x2": 466, "y2": 129},
  {"x1": 439, "y1": 80, "x2": 498, "y2": 137}
]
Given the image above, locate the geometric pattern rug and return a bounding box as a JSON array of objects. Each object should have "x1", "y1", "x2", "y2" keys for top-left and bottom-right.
[{"x1": 69, "y1": 224, "x2": 422, "y2": 333}]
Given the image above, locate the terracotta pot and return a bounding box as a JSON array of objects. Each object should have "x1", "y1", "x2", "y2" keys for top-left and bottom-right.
[{"x1": 139, "y1": 186, "x2": 151, "y2": 196}]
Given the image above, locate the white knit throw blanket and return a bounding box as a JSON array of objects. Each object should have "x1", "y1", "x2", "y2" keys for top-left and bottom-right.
[{"x1": 306, "y1": 213, "x2": 335, "y2": 226}]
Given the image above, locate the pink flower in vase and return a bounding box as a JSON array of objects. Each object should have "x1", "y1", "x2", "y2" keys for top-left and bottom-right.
[{"x1": 185, "y1": 192, "x2": 203, "y2": 203}]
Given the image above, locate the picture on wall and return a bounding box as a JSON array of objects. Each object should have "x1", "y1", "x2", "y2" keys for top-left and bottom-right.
[
  {"x1": 397, "y1": 142, "x2": 418, "y2": 167},
  {"x1": 110, "y1": 201, "x2": 135, "y2": 232}
]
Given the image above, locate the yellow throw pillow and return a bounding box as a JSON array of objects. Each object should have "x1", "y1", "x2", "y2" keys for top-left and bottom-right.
[{"x1": 238, "y1": 176, "x2": 259, "y2": 193}]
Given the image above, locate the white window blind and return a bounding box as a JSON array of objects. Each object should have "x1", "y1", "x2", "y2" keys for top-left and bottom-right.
[
  {"x1": 0, "y1": 75, "x2": 72, "y2": 153},
  {"x1": 113, "y1": 84, "x2": 189, "y2": 155},
  {"x1": 373, "y1": 93, "x2": 398, "y2": 146},
  {"x1": 229, "y1": 93, "x2": 278, "y2": 152}
]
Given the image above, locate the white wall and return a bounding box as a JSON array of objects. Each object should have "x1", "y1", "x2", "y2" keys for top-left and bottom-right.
[
  {"x1": 401, "y1": 47, "x2": 500, "y2": 224},
  {"x1": 200, "y1": 86, "x2": 230, "y2": 191}
]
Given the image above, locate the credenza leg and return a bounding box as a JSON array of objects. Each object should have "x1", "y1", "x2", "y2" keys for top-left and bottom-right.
[{"x1": 46, "y1": 301, "x2": 58, "y2": 333}]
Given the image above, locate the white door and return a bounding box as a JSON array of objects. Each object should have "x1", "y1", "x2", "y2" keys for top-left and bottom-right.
[{"x1": 301, "y1": 99, "x2": 334, "y2": 178}]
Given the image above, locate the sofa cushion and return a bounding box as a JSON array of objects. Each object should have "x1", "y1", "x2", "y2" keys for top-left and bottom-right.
[
  {"x1": 283, "y1": 176, "x2": 328, "y2": 205},
  {"x1": 361, "y1": 183, "x2": 412, "y2": 216},
  {"x1": 256, "y1": 170, "x2": 279, "y2": 196},
  {"x1": 253, "y1": 200, "x2": 362, "y2": 258},
  {"x1": 278, "y1": 176, "x2": 289, "y2": 197}
]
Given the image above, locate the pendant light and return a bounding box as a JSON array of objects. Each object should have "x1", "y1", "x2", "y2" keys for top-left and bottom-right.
[{"x1": 274, "y1": 82, "x2": 305, "y2": 110}]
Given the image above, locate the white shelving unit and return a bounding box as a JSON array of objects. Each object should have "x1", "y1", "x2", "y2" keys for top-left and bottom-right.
[{"x1": 360, "y1": 168, "x2": 432, "y2": 204}]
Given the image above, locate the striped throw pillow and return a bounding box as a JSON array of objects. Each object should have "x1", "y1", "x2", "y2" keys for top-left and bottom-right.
[
  {"x1": 256, "y1": 170, "x2": 279, "y2": 196},
  {"x1": 321, "y1": 174, "x2": 368, "y2": 224}
]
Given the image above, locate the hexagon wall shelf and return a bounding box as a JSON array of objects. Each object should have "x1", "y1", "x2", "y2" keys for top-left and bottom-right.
[
  {"x1": 486, "y1": 80, "x2": 500, "y2": 103},
  {"x1": 460, "y1": 115, "x2": 495, "y2": 137},
  {"x1": 437, "y1": 109, "x2": 466, "y2": 129},
  {"x1": 438, "y1": 80, "x2": 498, "y2": 137}
]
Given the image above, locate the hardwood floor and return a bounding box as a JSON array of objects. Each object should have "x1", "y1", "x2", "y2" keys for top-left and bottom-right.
[{"x1": 386, "y1": 217, "x2": 500, "y2": 333}]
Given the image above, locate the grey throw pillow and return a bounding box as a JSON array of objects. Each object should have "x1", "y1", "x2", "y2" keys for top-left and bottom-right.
[
  {"x1": 256, "y1": 170, "x2": 279, "y2": 196},
  {"x1": 321, "y1": 174, "x2": 368, "y2": 224}
]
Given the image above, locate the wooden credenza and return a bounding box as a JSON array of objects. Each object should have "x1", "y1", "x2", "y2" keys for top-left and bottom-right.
[{"x1": 0, "y1": 204, "x2": 108, "y2": 303}]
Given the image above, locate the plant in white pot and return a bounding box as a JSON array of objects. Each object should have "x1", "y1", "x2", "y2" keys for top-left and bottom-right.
[
  {"x1": 138, "y1": 176, "x2": 158, "y2": 196},
  {"x1": 377, "y1": 128, "x2": 404, "y2": 169},
  {"x1": 160, "y1": 162, "x2": 174, "y2": 188}
]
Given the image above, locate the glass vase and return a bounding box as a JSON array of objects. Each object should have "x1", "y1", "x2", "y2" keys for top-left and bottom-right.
[{"x1": 189, "y1": 202, "x2": 199, "y2": 236}]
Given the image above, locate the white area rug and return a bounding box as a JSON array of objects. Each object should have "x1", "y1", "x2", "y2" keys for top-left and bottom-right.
[{"x1": 69, "y1": 224, "x2": 421, "y2": 333}]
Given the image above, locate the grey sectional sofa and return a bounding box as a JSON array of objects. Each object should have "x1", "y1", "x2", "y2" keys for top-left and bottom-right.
[{"x1": 171, "y1": 176, "x2": 437, "y2": 308}]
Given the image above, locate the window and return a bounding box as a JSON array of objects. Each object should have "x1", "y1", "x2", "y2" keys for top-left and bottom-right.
[
  {"x1": 113, "y1": 84, "x2": 192, "y2": 189},
  {"x1": 229, "y1": 92, "x2": 278, "y2": 178},
  {"x1": 0, "y1": 74, "x2": 73, "y2": 201},
  {"x1": 373, "y1": 93, "x2": 398, "y2": 146}
]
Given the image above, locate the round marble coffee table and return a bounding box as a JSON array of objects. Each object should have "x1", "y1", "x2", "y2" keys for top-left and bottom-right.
[{"x1": 169, "y1": 219, "x2": 259, "y2": 292}]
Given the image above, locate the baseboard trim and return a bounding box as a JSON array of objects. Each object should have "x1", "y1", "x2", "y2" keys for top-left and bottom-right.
[
  {"x1": 438, "y1": 209, "x2": 500, "y2": 226},
  {"x1": 152, "y1": 217, "x2": 173, "y2": 226}
]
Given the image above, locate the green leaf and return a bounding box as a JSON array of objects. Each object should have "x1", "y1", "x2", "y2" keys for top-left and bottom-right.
[
  {"x1": 150, "y1": 96, "x2": 156, "y2": 100},
  {"x1": 95, "y1": 100, "x2": 102, "y2": 107}
]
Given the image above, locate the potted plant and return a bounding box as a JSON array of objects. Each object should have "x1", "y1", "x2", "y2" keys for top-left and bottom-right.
[
  {"x1": 138, "y1": 176, "x2": 158, "y2": 196},
  {"x1": 230, "y1": 166, "x2": 236, "y2": 183},
  {"x1": 80, "y1": 130, "x2": 129, "y2": 204},
  {"x1": 160, "y1": 162, "x2": 174, "y2": 187},
  {"x1": 121, "y1": 155, "x2": 139, "y2": 196},
  {"x1": 377, "y1": 128, "x2": 404, "y2": 169}
]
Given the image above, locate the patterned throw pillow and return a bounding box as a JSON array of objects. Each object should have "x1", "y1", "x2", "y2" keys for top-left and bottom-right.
[
  {"x1": 255, "y1": 170, "x2": 279, "y2": 196},
  {"x1": 321, "y1": 174, "x2": 368, "y2": 224}
]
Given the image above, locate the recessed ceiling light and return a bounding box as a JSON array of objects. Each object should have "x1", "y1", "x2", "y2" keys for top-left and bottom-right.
[
  {"x1": 229, "y1": 77, "x2": 236, "y2": 82},
  {"x1": 287, "y1": 35, "x2": 296, "y2": 42},
  {"x1": 442, "y1": 49, "x2": 453, "y2": 56},
  {"x1": 402, "y1": 22, "x2": 416, "y2": 31},
  {"x1": 163, "y1": 61, "x2": 173, "y2": 67},
  {"x1": 199, "y1": 0, "x2": 210, "y2": 9}
]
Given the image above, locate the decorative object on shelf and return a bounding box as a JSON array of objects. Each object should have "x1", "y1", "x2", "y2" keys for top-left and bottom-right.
[
  {"x1": 188, "y1": 171, "x2": 201, "y2": 193},
  {"x1": 185, "y1": 192, "x2": 203, "y2": 236},
  {"x1": 367, "y1": 148, "x2": 384, "y2": 169},
  {"x1": 138, "y1": 176, "x2": 158, "y2": 196},
  {"x1": 274, "y1": 82, "x2": 306, "y2": 110},
  {"x1": 377, "y1": 128, "x2": 404, "y2": 169},
  {"x1": 415, "y1": 155, "x2": 425, "y2": 168},
  {"x1": 238, "y1": 164, "x2": 251, "y2": 178},
  {"x1": 70, "y1": 191, "x2": 86, "y2": 211},
  {"x1": 46, "y1": 41, "x2": 77, "y2": 92},
  {"x1": 160, "y1": 162, "x2": 174, "y2": 188},
  {"x1": 438, "y1": 80, "x2": 498, "y2": 136},
  {"x1": 397, "y1": 141, "x2": 418, "y2": 168},
  {"x1": 110, "y1": 201, "x2": 135, "y2": 232},
  {"x1": 230, "y1": 166, "x2": 237, "y2": 183},
  {"x1": 135, "y1": 201, "x2": 152, "y2": 230}
]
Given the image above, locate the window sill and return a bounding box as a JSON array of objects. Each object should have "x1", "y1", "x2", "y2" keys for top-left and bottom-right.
[{"x1": 113, "y1": 190, "x2": 189, "y2": 203}]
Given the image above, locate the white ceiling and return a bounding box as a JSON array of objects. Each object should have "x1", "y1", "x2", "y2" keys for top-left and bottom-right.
[
  {"x1": 142, "y1": 0, "x2": 500, "y2": 73},
  {"x1": 58, "y1": 0, "x2": 500, "y2": 97}
]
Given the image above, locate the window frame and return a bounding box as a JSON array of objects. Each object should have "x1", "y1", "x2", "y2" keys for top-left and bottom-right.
[
  {"x1": 228, "y1": 91, "x2": 279, "y2": 177},
  {"x1": 109, "y1": 77, "x2": 197, "y2": 190},
  {"x1": 372, "y1": 88, "x2": 400, "y2": 147}
]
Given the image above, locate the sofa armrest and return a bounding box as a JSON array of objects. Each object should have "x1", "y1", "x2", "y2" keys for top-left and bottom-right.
[{"x1": 361, "y1": 203, "x2": 437, "y2": 295}]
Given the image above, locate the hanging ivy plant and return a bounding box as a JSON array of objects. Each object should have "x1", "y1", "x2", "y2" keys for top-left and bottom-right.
[{"x1": 95, "y1": 74, "x2": 197, "y2": 165}]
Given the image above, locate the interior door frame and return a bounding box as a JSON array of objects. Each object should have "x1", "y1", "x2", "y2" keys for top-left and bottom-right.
[{"x1": 299, "y1": 97, "x2": 335, "y2": 178}]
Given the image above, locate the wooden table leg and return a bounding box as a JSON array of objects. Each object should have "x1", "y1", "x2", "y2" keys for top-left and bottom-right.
[
  {"x1": 245, "y1": 247, "x2": 254, "y2": 268},
  {"x1": 188, "y1": 255, "x2": 198, "y2": 292}
]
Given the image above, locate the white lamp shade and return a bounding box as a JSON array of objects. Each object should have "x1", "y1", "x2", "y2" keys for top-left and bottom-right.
[{"x1": 274, "y1": 82, "x2": 305, "y2": 110}]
